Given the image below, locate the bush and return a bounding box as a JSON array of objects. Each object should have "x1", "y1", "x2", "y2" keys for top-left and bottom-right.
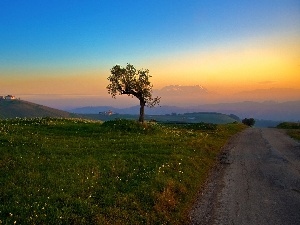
[
  {"x1": 242, "y1": 118, "x2": 255, "y2": 127},
  {"x1": 277, "y1": 122, "x2": 300, "y2": 129}
]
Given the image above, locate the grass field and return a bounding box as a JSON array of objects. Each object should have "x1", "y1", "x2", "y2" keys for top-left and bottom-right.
[
  {"x1": 277, "y1": 122, "x2": 300, "y2": 141},
  {"x1": 0, "y1": 118, "x2": 245, "y2": 224}
]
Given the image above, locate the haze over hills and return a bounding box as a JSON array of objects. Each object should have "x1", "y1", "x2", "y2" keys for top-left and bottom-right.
[
  {"x1": 57, "y1": 85, "x2": 300, "y2": 122},
  {"x1": 233, "y1": 88, "x2": 300, "y2": 102},
  {"x1": 192, "y1": 101, "x2": 300, "y2": 121},
  {"x1": 3, "y1": 85, "x2": 299, "y2": 122},
  {"x1": 0, "y1": 99, "x2": 238, "y2": 125},
  {"x1": 152, "y1": 86, "x2": 300, "y2": 105},
  {"x1": 12, "y1": 85, "x2": 300, "y2": 110},
  {"x1": 70, "y1": 100, "x2": 300, "y2": 122},
  {"x1": 1, "y1": 97, "x2": 298, "y2": 127}
]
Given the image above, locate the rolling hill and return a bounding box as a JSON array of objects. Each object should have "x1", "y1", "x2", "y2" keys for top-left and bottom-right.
[
  {"x1": 0, "y1": 99, "x2": 240, "y2": 124},
  {"x1": 0, "y1": 99, "x2": 76, "y2": 119}
]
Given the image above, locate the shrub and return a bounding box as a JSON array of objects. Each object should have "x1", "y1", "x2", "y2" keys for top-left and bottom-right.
[{"x1": 242, "y1": 118, "x2": 255, "y2": 127}]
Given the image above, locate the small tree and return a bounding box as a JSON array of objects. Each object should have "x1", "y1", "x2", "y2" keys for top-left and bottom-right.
[
  {"x1": 107, "y1": 64, "x2": 160, "y2": 123},
  {"x1": 242, "y1": 118, "x2": 255, "y2": 127}
]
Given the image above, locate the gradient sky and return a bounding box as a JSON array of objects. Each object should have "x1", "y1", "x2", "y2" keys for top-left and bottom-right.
[{"x1": 1, "y1": 0, "x2": 299, "y2": 108}]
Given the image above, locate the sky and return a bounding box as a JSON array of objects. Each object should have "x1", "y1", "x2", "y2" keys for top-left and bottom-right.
[{"x1": 1, "y1": 0, "x2": 300, "y2": 108}]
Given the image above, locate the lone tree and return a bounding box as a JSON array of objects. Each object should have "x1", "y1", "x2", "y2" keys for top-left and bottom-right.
[
  {"x1": 242, "y1": 118, "x2": 255, "y2": 127},
  {"x1": 107, "y1": 64, "x2": 160, "y2": 123}
]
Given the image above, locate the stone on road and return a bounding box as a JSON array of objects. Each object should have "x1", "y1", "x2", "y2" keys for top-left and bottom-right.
[{"x1": 190, "y1": 128, "x2": 300, "y2": 225}]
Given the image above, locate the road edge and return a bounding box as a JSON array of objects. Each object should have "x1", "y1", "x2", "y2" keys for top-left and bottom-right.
[{"x1": 188, "y1": 129, "x2": 244, "y2": 224}]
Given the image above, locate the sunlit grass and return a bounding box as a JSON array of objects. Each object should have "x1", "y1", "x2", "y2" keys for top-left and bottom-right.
[{"x1": 0, "y1": 118, "x2": 245, "y2": 224}]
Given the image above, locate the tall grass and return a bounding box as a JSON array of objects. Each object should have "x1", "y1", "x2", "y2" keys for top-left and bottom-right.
[
  {"x1": 277, "y1": 122, "x2": 300, "y2": 141},
  {"x1": 0, "y1": 118, "x2": 245, "y2": 224}
]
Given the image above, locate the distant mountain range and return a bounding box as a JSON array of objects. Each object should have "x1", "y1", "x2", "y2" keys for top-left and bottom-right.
[
  {"x1": 0, "y1": 99, "x2": 75, "y2": 119},
  {"x1": 192, "y1": 101, "x2": 300, "y2": 121},
  {"x1": 233, "y1": 88, "x2": 300, "y2": 102},
  {"x1": 70, "y1": 100, "x2": 300, "y2": 122},
  {"x1": 151, "y1": 85, "x2": 215, "y2": 106},
  {"x1": 155, "y1": 85, "x2": 208, "y2": 95},
  {"x1": 153, "y1": 86, "x2": 300, "y2": 106}
]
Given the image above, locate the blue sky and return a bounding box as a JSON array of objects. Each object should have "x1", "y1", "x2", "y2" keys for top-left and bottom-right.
[
  {"x1": 0, "y1": 0, "x2": 299, "y2": 107},
  {"x1": 1, "y1": 0, "x2": 298, "y2": 69}
]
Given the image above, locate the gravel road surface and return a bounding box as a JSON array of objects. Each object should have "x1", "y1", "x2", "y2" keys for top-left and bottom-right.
[{"x1": 190, "y1": 128, "x2": 300, "y2": 225}]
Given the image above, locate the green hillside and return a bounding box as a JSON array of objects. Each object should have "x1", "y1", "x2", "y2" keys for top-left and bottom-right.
[{"x1": 0, "y1": 99, "x2": 75, "y2": 119}]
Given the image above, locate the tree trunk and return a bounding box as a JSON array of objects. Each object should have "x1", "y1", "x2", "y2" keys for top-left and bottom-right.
[{"x1": 139, "y1": 100, "x2": 145, "y2": 123}]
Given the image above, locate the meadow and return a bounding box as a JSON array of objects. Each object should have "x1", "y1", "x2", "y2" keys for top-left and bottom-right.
[{"x1": 0, "y1": 118, "x2": 245, "y2": 224}]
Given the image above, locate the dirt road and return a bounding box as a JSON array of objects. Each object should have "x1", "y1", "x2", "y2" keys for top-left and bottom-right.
[{"x1": 190, "y1": 128, "x2": 300, "y2": 225}]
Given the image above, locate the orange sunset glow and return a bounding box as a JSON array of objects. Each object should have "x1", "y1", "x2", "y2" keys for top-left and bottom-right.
[{"x1": 1, "y1": 1, "x2": 299, "y2": 109}]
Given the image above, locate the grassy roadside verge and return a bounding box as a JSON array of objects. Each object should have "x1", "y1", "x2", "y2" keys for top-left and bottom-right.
[
  {"x1": 277, "y1": 122, "x2": 300, "y2": 141},
  {"x1": 0, "y1": 118, "x2": 245, "y2": 224}
]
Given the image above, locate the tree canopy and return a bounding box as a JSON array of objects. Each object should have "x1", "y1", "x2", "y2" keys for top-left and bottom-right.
[
  {"x1": 242, "y1": 118, "x2": 255, "y2": 127},
  {"x1": 107, "y1": 64, "x2": 160, "y2": 122}
]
